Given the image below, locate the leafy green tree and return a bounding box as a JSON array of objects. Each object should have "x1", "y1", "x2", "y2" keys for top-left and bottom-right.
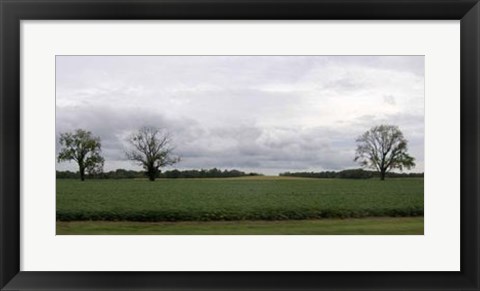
[
  {"x1": 354, "y1": 125, "x2": 415, "y2": 180},
  {"x1": 125, "y1": 127, "x2": 180, "y2": 181},
  {"x1": 57, "y1": 129, "x2": 104, "y2": 181}
]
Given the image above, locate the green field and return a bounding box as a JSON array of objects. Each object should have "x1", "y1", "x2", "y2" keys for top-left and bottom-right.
[
  {"x1": 56, "y1": 177, "x2": 424, "y2": 223},
  {"x1": 57, "y1": 217, "x2": 424, "y2": 235}
]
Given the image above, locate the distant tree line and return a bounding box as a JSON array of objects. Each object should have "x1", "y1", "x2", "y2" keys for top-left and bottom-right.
[
  {"x1": 279, "y1": 168, "x2": 423, "y2": 179},
  {"x1": 160, "y1": 168, "x2": 262, "y2": 179},
  {"x1": 56, "y1": 168, "x2": 263, "y2": 179}
]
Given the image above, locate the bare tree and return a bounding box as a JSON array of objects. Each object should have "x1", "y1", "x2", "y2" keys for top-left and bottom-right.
[
  {"x1": 57, "y1": 129, "x2": 104, "y2": 181},
  {"x1": 354, "y1": 125, "x2": 415, "y2": 180},
  {"x1": 125, "y1": 127, "x2": 180, "y2": 181}
]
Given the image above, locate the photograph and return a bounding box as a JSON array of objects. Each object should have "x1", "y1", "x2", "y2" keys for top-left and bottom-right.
[
  {"x1": 3, "y1": 0, "x2": 478, "y2": 288},
  {"x1": 55, "y1": 55, "x2": 424, "y2": 235}
]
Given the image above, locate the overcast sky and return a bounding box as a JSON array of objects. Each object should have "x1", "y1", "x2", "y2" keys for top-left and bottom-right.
[{"x1": 56, "y1": 56, "x2": 424, "y2": 175}]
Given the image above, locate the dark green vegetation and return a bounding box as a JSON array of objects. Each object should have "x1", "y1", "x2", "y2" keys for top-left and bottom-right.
[
  {"x1": 125, "y1": 127, "x2": 180, "y2": 181},
  {"x1": 354, "y1": 125, "x2": 416, "y2": 180},
  {"x1": 57, "y1": 217, "x2": 424, "y2": 235},
  {"x1": 57, "y1": 129, "x2": 104, "y2": 181},
  {"x1": 280, "y1": 169, "x2": 423, "y2": 179},
  {"x1": 56, "y1": 168, "x2": 262, "y2": 180},
  {"x1": 57, "y1": 177, "x2": 423, "y2": 222}
]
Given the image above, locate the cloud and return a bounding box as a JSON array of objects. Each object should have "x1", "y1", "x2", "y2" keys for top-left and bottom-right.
[
  {"x1": 383, "y1": 94, "x2": 396, "y2": 105},
  {"x1": 56, "y1": 56, "x2": 424, "y2": 174}
]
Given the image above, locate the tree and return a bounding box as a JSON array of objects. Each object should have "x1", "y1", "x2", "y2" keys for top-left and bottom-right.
[
  {"x1": 125, "y1": 127, "x2": 180, "y2": 181},
  {"x1": 354, "y1": 125, "x2": 415, "y2": 180},
  {"x1": 57, "y1": 129, "x2": 104, "y2": 181}
]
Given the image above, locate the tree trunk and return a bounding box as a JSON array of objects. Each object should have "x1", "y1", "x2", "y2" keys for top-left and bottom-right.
[
  {"x1": 380, "y1": 170, "x2": 385, "y2": 181},
  {"x1": 147, "y1": 167, "x2": 156, "y2": 181},
  {"x1": 79, "y1": 166, "x2": 85, "y2": 181}
]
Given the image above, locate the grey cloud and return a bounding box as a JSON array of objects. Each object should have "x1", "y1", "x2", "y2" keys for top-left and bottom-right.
[
  {"x1": 56, "y1": 106, "x2": 192, "y2": 164},
  {"x1": 57, "y1": 107, "x2": 361, "y2": 173},
  {"x1": 176, "y1": 125, "x2": 359, "y2": 172},
  {"x1": 323, "y1": 55, "x2": 424, "y2": 77},
  {"x1": 383, "y1": 95, "x2": 396, "y2": 105},
  {"x1": 56, "y1": 56, "x2": 424, "y2": 174}
]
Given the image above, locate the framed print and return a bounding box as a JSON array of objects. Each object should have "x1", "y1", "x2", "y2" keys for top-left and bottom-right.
[{"x1": 0, "y1": 0, "x2": 479, "y2": 290}]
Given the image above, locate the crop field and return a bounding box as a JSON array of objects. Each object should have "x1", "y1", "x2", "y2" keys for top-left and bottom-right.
[{"x1": 56, "y1": 176, "x2": 424, "y2": 222}]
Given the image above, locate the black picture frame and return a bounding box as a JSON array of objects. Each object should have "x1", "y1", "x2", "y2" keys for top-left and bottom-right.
[{"x1": 1, "y1": 0, "x2": 479, "y2": 290}]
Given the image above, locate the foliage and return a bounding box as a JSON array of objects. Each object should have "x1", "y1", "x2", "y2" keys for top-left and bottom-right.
[
  {"x1": 56, "y1": 168, "x2": 262, "y2": 179},
  {"x1": 279, "y1": 169, "x2": 423, "y2": 179},
  {"x1": 126, "y1": 127, "x2": 180, "y2": 181},
  {"x1": 354, "y1": 125, "x2": 415, "y2": 180},
  {"x1": 56, "y1": 177, "x2": 424, "y2": 222},
  {"x1": 56, "y1": 170, "x2": 80, "y2": 179},
  {"x1": 337, "y1": 168, "x2": 374, "y2": 179},
  {"x1": 57, "y1": 129, "x2": 104, "y2": 181},
  {"x1": 280, "y1": 171, "x2": 338, "y2": 179},
  {"x1": 160, "y1": 168, "x2": 262, "y2": 178}
]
